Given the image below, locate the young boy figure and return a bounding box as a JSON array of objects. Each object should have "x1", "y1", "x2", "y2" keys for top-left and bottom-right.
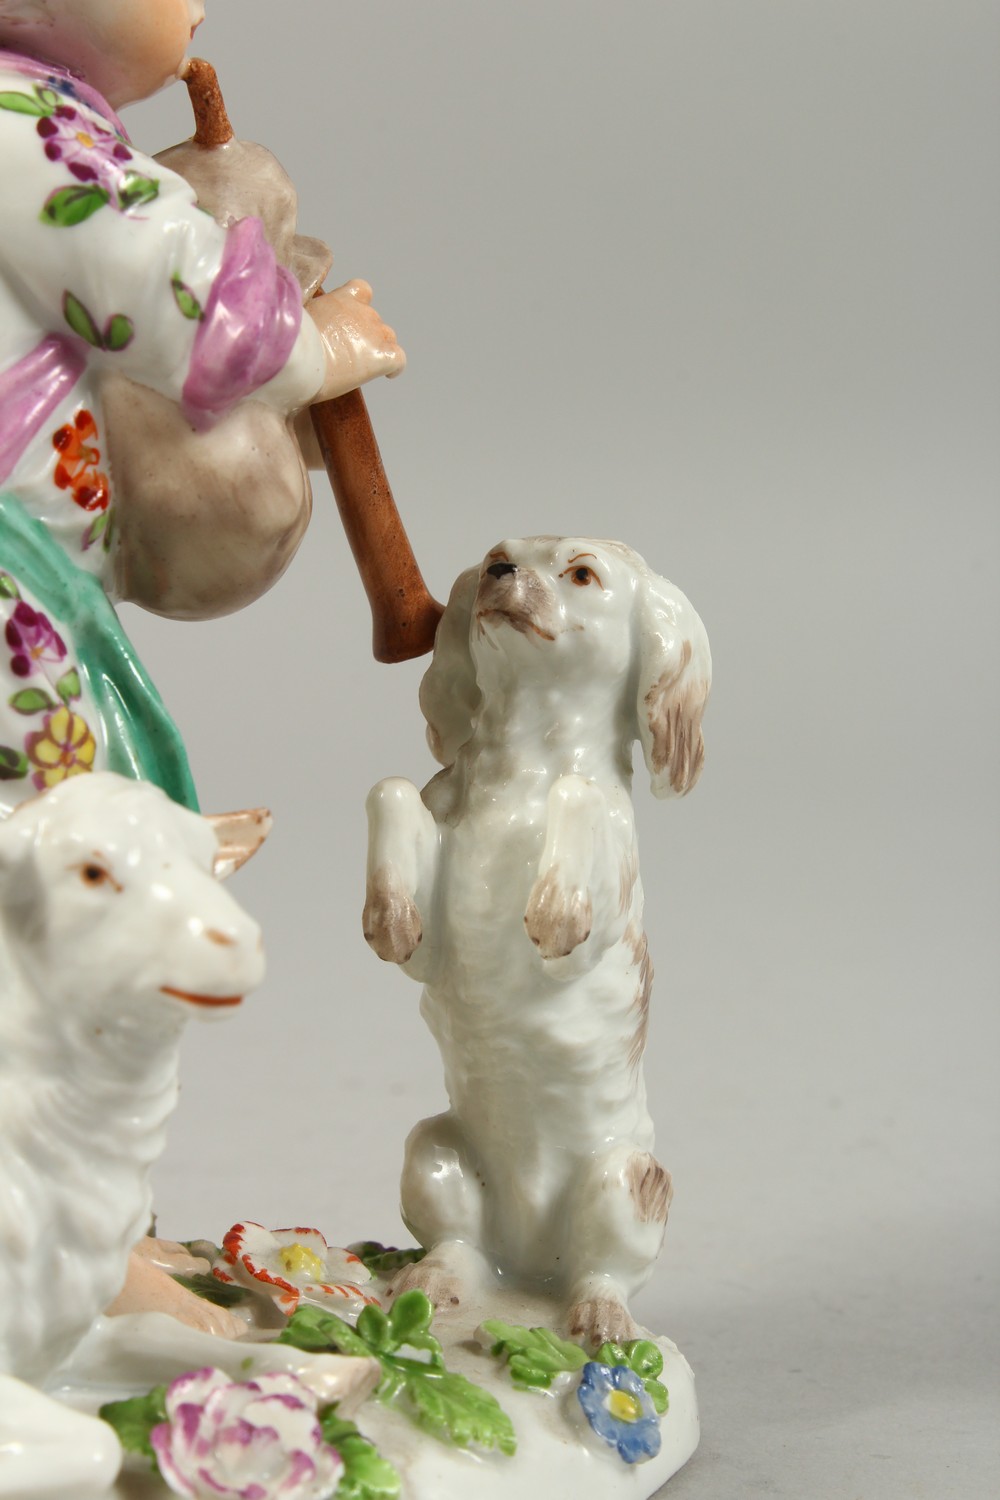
[{"x1": 0, "y1": 0, "x2": 404, "y2": 811}]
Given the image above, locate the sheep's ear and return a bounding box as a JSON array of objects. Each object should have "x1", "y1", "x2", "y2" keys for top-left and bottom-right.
[
  {"x1": 418, "y1": 565, "x2": 481, "y2": 766},
  {"x1": 635, "y1": 574, "x2": 711, "y2": 798},
  {"x1": 205, "y1": 807, "x2": 272, "y2": 879}
]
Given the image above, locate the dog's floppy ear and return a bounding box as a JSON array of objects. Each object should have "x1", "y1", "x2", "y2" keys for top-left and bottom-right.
[
  {"x1": 419, "y1": 565, "x2": 481, "y2": 766},
  {"x1": 635, "y1": 571, "x2": 711, "y2": 798}
]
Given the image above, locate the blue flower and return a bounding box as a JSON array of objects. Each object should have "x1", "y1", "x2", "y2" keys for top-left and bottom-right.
[{"x1": 577, "y1": 1361, "x2": 662, "y2": 1464}]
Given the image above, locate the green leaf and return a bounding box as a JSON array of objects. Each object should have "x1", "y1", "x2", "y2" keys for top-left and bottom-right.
[
  {"x1": 594, "y1": 1337, "x2": 668, "y2": 1412},
  {"x1": 84, "y1": 511, "x2": 108, "y2": 551},
  {"x1": 37, "y1": 88, "x2": 60, "y2": 110},
  {"x1": 0, "y1": 746, "x2": 28, "y2": 781},
  {"x1": 392, "y1": 1365, "x2": 516, "y2": 1457},
  {"x1": 347, "y1": 1242, "x2": 427, "y2": 1278},
  {"x1": 319, "y1": 1411, "x2": 401, "y2": 1500},
  {"x1": 385, "y1": 1291, "x2": 443, "y2": 1365},
  {"x1": 8, "y1": 687, "x2": 57, "y2": 715},
  {"x1": 356, "y1": 1305, "x2": 392, "y2": 1354},
  {"x1": 171, "y1": 273, "x2": 204, "y2": 321},
  {"x1": 103, "y1": 313, "x2": 134, "y2": 352},
  {"x1": 62, "y1": 290, "x2": 102, "y2": 347},
  {"x1": 623, "y1": 1339, "x2": 664, "y2": 1381},
  {"x1": 42, "y1": 185, "x2": 110, "y2": 227},
  {"x1": 117, "y1": 173, "x2": 159, "y2": 211},
  {"x1": 55, "y1": 668, "x2": 81, "y2": 704},
  {"x1": 278, "y1": 1304, "x2": 372, "y2": 1359},
  {"x1": 645, "y1": 1378, "x2": 669, "y2": 1415},
  {"x1": 482, "y1": 1320, "x2": 589, "y2": 1390},
  {"x1": 172, "y1": 1272, "x2": 249, "y2": 1308},
  {"x1": 0, "y1": 572, "x2": 21, "y2": 601},
  {"x1": 0, "y1": 90, "x2": 49, "y2": 116},
  {"x1": 595, "y1": 1340, "x2": 629, "y2": 1370},
  {"x1": 98, "y1": 1385, "x2": 168, "y2": 1466},
  {"x1": 101, "y1": 506, "x2": 116, "y2": 552}
]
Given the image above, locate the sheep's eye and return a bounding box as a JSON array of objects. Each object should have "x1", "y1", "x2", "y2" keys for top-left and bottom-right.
[
  {"x1": 76, "y1": 861, "x2": 118, "y2": 890},
  {"x1": 560, "y1": 563, "x2": 603, "y2": 589}
]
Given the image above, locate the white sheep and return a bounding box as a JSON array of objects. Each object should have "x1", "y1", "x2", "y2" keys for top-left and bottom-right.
[{"x1": 0, "y1": 771, "x2": 266, "y2": 1495}]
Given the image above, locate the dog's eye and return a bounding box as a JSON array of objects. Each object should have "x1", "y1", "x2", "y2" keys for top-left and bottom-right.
[{"x1": 560, "y1": 564, "x2": 603, "y2": 589}]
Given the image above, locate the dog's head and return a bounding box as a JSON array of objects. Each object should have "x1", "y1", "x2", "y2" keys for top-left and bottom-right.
[{"x1": 419, "y1": 537, "x2": 711, "y2": 797}]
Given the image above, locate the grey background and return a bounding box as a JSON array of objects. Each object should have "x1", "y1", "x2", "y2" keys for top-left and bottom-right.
[{"x1": 122, "y1": 3, "x2": 997, "y2": 1496}]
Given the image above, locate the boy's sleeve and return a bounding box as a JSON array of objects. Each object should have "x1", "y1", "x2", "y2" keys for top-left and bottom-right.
[{"x1": 0, "y1": 81, "x2": 325, "y2": 427}]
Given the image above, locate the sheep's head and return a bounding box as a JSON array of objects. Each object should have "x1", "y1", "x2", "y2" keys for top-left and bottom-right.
[{"x1": 0, "y1": 773, "x2": 265, "y2": 1034}]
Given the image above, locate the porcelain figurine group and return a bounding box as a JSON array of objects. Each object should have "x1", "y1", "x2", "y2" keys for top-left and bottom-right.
[{"x1": 0, "y1": 4, "x2": 711, "y2": 1498}]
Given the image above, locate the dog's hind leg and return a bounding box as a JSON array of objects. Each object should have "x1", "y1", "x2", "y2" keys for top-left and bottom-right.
[
  {"x1": 563, "y1": 1143, "x2": 672, "y2": 1347},
  {"x1": 391, "y1": 1110, "x2": 488, "y2": 1311}
]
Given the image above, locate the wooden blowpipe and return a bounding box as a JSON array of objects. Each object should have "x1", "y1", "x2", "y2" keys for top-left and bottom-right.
[{"x1": 184, "y1": 59, "x2": 443, "y2": 663}]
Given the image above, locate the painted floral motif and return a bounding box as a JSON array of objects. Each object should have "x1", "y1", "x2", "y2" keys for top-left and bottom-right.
[
  {"x1": 0, "y1": 574, "x2": 96, "y2": 787},
  {"x1": 25, "y1": 704, "x2": 96, "y2": 790},
  {"x1": 212, "y1": 1224, "x2": 380, "y2": 1321},
  {"x1": 53, "y1": 409, "x2": 110, "y2": 511},
  {"x1": 150, "y1": 1367, "x2": 344, "y2": 1500},
  {"x1": 0, "y1": 83, "x2": 158, "y2": 225},
  {"x1": 4, "y1": 599, "x2": 67, "y2": 677},
  {"x1": 576, "y1": 1361, "x2": 662, "y2": 1464},
  {"x1": 37, "y1": 103, "x2": 132, "y2": 186}
]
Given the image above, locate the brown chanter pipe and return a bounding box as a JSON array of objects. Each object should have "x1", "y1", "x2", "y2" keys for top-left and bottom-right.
[{"x1": 184, "y1": 59, "x2": 443, "y2": 663}]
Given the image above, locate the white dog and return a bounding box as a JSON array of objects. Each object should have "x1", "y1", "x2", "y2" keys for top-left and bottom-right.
[{"x1": 364, "y1": 536, "x2": 711, "y2": 1345}]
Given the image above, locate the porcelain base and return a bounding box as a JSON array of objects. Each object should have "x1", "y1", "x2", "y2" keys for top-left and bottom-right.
[{"x1": 42, "y1": 1266, "x2": 698, "y2": 1500}]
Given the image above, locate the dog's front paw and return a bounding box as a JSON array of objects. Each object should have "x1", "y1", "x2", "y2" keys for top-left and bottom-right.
[
  {"x1": 525, "y1": 868, "x2": 592, "y2": 959},
  {"x1": 363, "y1": 867, "x2": 422, "y2": 964}
]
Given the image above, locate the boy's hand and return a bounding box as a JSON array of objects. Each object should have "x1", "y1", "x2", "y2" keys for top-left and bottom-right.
[{"x1": 308, "y1": 280, "x2": 405, "y2": 400}]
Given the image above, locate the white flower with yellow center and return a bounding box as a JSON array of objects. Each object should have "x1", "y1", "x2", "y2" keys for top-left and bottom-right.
[{"x1": 211, "y1": 1222, "x2": 379, "y2": 1320}]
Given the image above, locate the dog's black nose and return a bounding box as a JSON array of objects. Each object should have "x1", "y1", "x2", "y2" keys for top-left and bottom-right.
[{"x1": 486, "y1": 561, "x2": 517, "y2": 579}]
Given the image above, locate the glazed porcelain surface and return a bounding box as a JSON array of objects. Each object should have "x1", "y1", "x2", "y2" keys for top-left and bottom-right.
[
  {"x1": 364, "y1": 536, "x2": 711, "y2": 1347},
  {"x1": 0, "y1": 7, "x2": 711, "y2": 1499},
  {"x1": 0, "y1": 770, "x2": 266, "y2": 1491}
]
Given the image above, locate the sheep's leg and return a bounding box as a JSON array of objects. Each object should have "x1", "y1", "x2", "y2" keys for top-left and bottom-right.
[
  {"x1": 563, "y1": 1143, "x2": 672, "y2": 1348},
  {"x1": 525, "y1": 774, "x2": 624, "y2": 974},
  {"x1": 0, "y1": 1375, "x2": 121, "y2": 1497},
  {"x1": 364, "y1": 777, "x2": 439, "y2": 979}
]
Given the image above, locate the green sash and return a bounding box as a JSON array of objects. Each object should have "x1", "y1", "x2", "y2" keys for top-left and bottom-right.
[{"x1": 0, "y1": 493, "x2": 198, "y2": 809}]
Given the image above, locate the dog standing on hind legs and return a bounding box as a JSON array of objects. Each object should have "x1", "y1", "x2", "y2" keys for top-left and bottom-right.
[{"x1": 364, "y1": 535, "x2": 711, "y2": 1346}]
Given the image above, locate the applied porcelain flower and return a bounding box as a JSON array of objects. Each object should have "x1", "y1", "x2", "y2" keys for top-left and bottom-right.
[
  {"x1": 212, "y1": 1223, "x2": 379, "y2": 1319},
  {"x1": 576, "y1": 1361, "x2": 662, "y2": 1464},
  {"x1": 151, "y1": 1367, "x2": 343, "y2": 1500}
]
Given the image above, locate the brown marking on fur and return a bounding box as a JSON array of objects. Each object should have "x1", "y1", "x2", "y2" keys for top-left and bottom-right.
[
  {"x1": 567, "y1": 1296, "x2": 640, "y2": 1349},
  {"x1": 626, "y1": 1152, "x2": 673, "y2": 1225},
  {"x1": 618, "y1": 847, "x2": 639, "y2": 916},
  {"x1": 363, "y1": 866, "x2": 422, "y2": 965},
  {"x1": 525, "y1": 869, "x2": 592, "y2": 959},
  {"x1": 624, "y1": 922, "x2": 654, "y2": 1071},
  {"x1": 475, "y1": 567, "x2": 556, "y2": 642},
  {"x1": 644, "y1": 643, "x2": 708, "y2": 794},
  {"x1": 476, "y1": 608, "x2": 555, "y2": 641}
]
